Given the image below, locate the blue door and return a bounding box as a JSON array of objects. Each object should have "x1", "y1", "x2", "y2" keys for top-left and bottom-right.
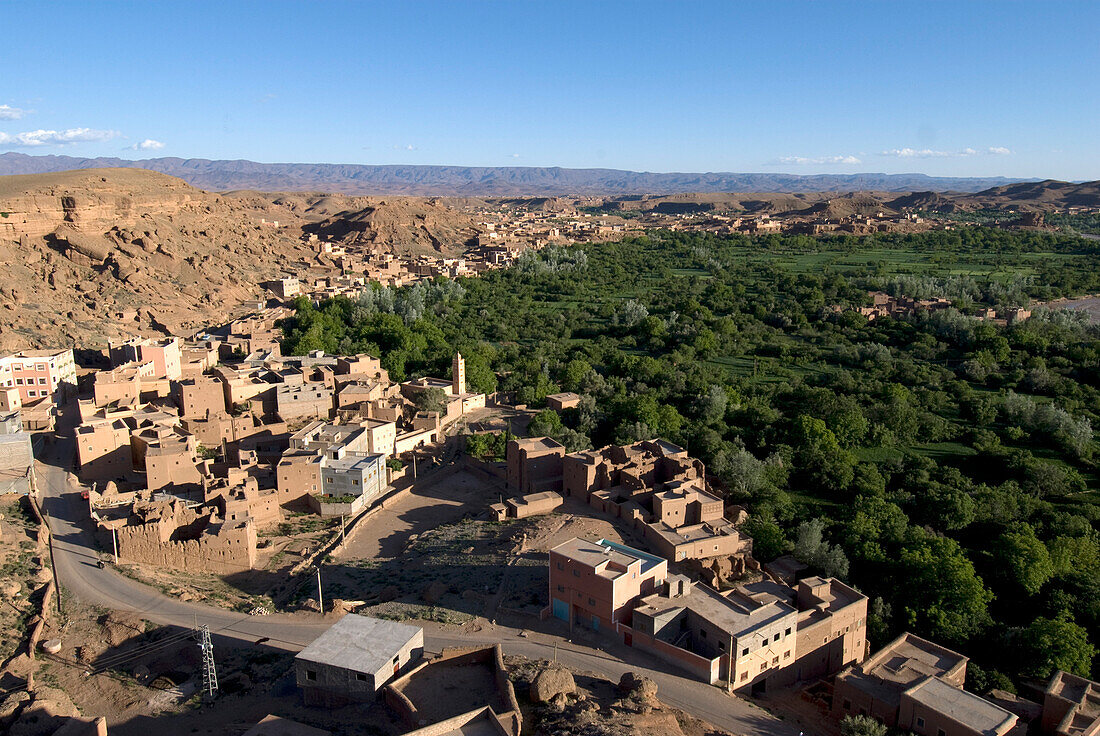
[
  {"x1": 592, "y1": 616, "x2": 599, "y2": 631},
  {"x1": 552, "y1": 598, "x2": 569, "y2": 622}
]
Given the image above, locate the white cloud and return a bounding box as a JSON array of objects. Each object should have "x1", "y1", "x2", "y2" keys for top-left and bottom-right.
[
  {"x1": 0, "y1": 127, "x2": 121, "y2": 147},
  {"x1": 880, "y1": 148, "x2": 953, "y2": 158},
  {"x1": 777, "y1": 154, "x2": 862, "y2": 165},
  {"x1": 129, "y1": 139, "x2": 165, "y2": 151},
  {"x1": 511, "y1": 153, "x2": 521, "y2": 159},
  {"x1": 880, "y1": 146, "x2": 1012, "y2": 158},
  {"x1": 0, "y1": 105, "x2": 27, "y2": 120}
]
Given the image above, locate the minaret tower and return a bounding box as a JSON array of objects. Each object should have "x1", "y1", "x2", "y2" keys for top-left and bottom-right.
[{"x1": 452, "y1": 352, "x2": 466, "y2": 395}]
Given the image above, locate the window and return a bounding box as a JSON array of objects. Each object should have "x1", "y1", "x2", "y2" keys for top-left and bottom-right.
[
  {"x1": 306, "y1": 670, "x2": 317, "y2": 681},
  {"x1": 393, "y1": 656, "x2": 399, "y2": 664},
  {"x1": 556, "y1": 585, "x2": 565, "y2": 593},
  {"x1": 15, "y1": 378, "x2": 22, "y2": 385},
  {"x1": 742, "y1": 647, "x2": 749, "y2": 656},
  {"x1": 740, "y1": 672, "x2": 748, "y2": 682},
  {"x1": 772, "y1": 656, "x2": 779, "y2": 664},
  {"x1": 556, "y1": 562, "x2": 563, "y2": 570},
  {"x1": 572, "y1": 569, "x2": 580, "y2": 577},
  {"x1": 760, "y1": 663, "x2": 766, "y2": 672},
  {"x1": 588, "y1": 597, "x2": 595, "y2": 606},
  {"x1": 785, "y1": 627, "x2": 792, "y2": 636},
  {"x1": 38, "y1": 377, "x2": 46, "y2": 385},
  {"x1": 355, "y1": 673, "x2": 367, "y2": 681},
  {"x1": 784, "y1": 650, "x2": 791, "y2": 659},
  {"x1": 916, "y1": 718, "x2": 925, "y2": 729},
  {"x1": 937, "y1": 730, "x2": 945, "y2": 736},
  {"x1": 773, "y1": 633, "x2": 780, "y2": 642},
  {"x1": 843, "y1": 700, "x2": 851, "y2": 711}
]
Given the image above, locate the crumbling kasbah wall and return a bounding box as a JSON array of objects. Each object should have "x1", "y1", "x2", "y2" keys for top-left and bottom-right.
[{"x1": 106, "y1": 508, "x2": 257, "y2": 575}]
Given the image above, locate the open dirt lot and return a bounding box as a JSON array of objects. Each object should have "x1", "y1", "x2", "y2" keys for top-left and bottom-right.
[{"x1": 315, "y1": 472, "x2": 631, "y2": 625}]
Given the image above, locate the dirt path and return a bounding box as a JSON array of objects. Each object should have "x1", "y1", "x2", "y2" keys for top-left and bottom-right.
[{"x1": 334, "y1": 469, "x2": 492, "y2": 561}]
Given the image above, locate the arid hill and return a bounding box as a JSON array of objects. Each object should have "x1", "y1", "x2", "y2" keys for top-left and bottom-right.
[
  {"x1": 0, "y1": 169, "x2": 478, "y2": 350},
  {"x1": 958, "y1": 179, "x2": 1100, "y2": 210},
  {"x1": 801, "y1": 192, "x2": 895, "y2": 219},
  {"x1": 301, "y1": 197, "x2": 480, "y2": 256}
]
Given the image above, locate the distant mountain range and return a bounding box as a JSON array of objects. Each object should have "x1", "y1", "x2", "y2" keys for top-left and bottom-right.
[{"x1": 0, "y1": 152, "x2": 1037, "y2": 196}]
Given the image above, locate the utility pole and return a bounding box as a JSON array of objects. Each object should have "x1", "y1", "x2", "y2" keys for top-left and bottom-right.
[
  {"x1": 340, "y1": 515, "x2": 346, "y2": 545},
  {"x1": 111, "y1": 526, "x2": 119, "y2": 565},
  {"x1": 199, "y1": 625, "x2": 218, "y2": 698},
  {"x1": 315, "y1": 566, "x2": 324, "y2": 614},
  {"x1": 412, "y1": 452, "x2": 417, "y2": 479},
  {"x1": 727, "y1": 634, "x2": 734, "y2": 693}
]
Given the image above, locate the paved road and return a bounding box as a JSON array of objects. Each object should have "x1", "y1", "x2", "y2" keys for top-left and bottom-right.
[{"x1": 34, "y1": 427, "x2": 800, "y2": 736}]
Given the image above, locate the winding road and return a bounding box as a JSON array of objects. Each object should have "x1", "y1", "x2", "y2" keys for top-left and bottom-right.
[{"x1": 34, "y1": 421, "x2": 802, "y2": 736}]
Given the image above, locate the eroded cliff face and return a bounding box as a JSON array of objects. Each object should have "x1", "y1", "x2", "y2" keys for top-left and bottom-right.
[{"x1": 0, "y1": 169, "x2": 315, "y2": 351}]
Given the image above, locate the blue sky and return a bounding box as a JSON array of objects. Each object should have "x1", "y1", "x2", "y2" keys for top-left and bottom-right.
[{"x1": 2, "y1": 1, "x2": 1097, "y2": 179}]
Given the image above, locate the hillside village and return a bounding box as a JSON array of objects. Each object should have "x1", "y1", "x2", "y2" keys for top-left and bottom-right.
[{"x1": 4, "y1": 281, "x2": 1100, "y2": 736}]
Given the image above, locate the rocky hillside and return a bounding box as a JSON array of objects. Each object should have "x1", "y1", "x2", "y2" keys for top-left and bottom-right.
[
  {"x1": 0, "y1": 169, "x2": 319, "y2": 350},
  {"x1": 294, "y1": 196, "x2": 480, "y2": 257},
  {"x1": 0, "y1": 169, "x2": 495, "y2": 350}
]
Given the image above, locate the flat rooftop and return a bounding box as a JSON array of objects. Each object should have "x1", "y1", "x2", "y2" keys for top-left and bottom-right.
[
  {"x1": 906, "y1": 676, "x2": 1017, "y2": 736},
  {"x1": 839, "y1": 633, "x2": 967, "y2": 708},
  {"x1": 637, "y1": 581, "x2": 796, "y2": 640},
  {"x1": 552, "y1": 537, "x2": 665, "y2": 577},
  {"x1": 512, "y1": 436, "x2": 565, "y2": 452},
  {"x1": 295, "y1": 615, "x2": 422, "y2": 674}
]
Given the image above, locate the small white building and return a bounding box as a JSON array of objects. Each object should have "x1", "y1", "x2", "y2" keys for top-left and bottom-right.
[{"x1": 295, "y1": 615, "x2": 424, "y2": 706}]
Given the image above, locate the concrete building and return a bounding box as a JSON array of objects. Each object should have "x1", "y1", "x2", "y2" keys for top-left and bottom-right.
[
  {"x1": 506, "y1": 436, "x2": 565, "y2": 493},
  {"x1": 109, "y1": 337, "x2": 183, "y2": 380},
  {"x1": 175, "y1": 376, "x2": 228, "y2": 420},
  {"x1": 272, "y1": 277, "x2": 301, "y2": 299},
  {"x1": 548, "y1": 537, "x2": 668, "y2": 632},
  {"x1": 0, "y1": 348, "x2": 77, "y2": 404},
  {"x1": 490, "y1": 491, "x2": 563, "y2": 521},
  {"x1": 0, "y1": 428, "x2": 35, "y2": 494},
  {"x1": 632, "y1": 577, "x2": 798, "y2": 690},
  {"x1": 546, "y1": 392, "x2": 581, "y2": 411},
  {"x1": 777, "y1": 576, "x2": 869, "y2": 686},
  {"x1": 320, "y1": 450, "x2": 386, "y2": 503},
  {"x1": 275, "y1": 383, "x2": 333, "y2": 422},
  {"x1": 76, "y1": 419, "x2": 134, "y2": 481},
  {"x1": 295, "y1": 615, "x2": 424, "y2": 706},
  {"x1": 832, "y1": 632, "x2": 1018, "y2": 736},
  {"x1": 275, "y1": 451, "x2": 323, "y2": 507},
  {"x1": 1042, "y1": 671, "x2": 1100, "y2": 736}
]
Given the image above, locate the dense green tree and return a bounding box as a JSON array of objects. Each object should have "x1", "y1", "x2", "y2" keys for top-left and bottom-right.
[
  {"x1": 840, "y1": 715, "x2": 887, "y2": 736},
  {"x1": 412, "y1": 387, "x2": 448, "y2": 414},
  {"x1": 996, "y1": 524, "x2": 1055, "y2": 595},
  {"x1": 1019, "y1": 613, "x2": 1095, "y2": 679}
]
